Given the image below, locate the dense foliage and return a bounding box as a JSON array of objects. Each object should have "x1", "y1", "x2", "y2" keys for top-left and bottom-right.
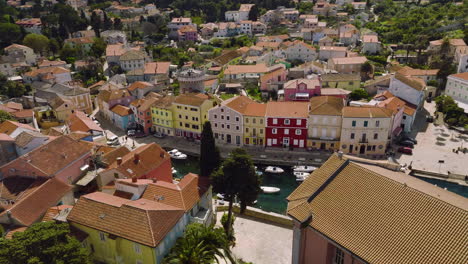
[
  {"x1": 157, "y1": 0, "x2": 294, "y2": 23},
  {"x1": 200, "y1": 121, "x2": 221, "y2": 177},
  {"x1": 0, "y1": 110, "x2": 15, "y2": 123},
  {"x1": 434, "y1": 95, "x2": 468, "y2": 128},
  {"x1": 367, "y1": 1, "x2": 467, "y2": 45},
  {"x1": 0, "y1": 222, "x2": 91, "y2": 264},
  {"x1": 163, "y1": 223, "x2": 234, "y2": 264}
]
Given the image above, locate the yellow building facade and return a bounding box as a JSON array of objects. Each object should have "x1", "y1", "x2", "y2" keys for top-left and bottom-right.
[
  {"x1": 173, "y1": 93, "x2": 215, "y2": 139},
  {"x1": 243, "y1": 103, "x2": 267, "y2": 146},
  {"x1": 151, "y1": 96, "x2": 175, "y2": 136}
]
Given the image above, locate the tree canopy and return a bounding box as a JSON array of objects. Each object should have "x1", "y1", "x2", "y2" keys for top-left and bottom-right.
[
  {"x1": 0, "y1": 222, "x2": 92, "y2": 264},
  {"x1": 0, "y1": 110, "x2": 15, "y2": 123},
  {"x1": 23, "y1": 34, "x2": 50, "y2": 55},
  {"x1": 200, "y1": 121, "x2": 221, "y2": 177}
]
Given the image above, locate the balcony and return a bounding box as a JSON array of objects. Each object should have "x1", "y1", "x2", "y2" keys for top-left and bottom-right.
[
  {"x1": 359, "y1": 138, "x2": 369, "y2": 143},
  {"x1": 190, "y1": 208, "x2": 212, "y2": 226}
]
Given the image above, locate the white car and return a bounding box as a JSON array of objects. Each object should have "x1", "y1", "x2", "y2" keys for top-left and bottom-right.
[{"x1": 127, "y1": 130, "x2": 136, "y2": 136}]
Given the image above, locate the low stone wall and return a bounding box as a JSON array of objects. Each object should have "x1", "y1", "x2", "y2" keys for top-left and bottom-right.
[{"x1": 216, "y1": 205, "x2": 293, "y2": 228}]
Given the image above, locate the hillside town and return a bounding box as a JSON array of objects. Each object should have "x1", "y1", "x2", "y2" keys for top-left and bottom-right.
[{"x1": 0, "y1": 0, "x2": 467, "y2": 263}]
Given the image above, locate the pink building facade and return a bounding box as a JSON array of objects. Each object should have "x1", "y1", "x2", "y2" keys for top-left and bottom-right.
[{"x1": 283, "y1": 79, "x2": 321, "y2": 101}]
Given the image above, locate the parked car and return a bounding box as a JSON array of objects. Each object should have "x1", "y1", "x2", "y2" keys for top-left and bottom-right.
[
  {"x1": 400, "y1": 136, "x2": 417, "y2": 144},
  {"x1": 399, "y1": 141, "x2": 414, "y2": 148},
  {"x1": 153, "y1": 132, "x2": 165, "y2": 138},
  {"x1": 398, "y1": 147, "x2": 413, "y2": 154},
  {"x1": 426, "y1": 115, "x2": 434, "y2": 123},
  {"x1": 127, "y1": 129, "x2": 136, "y2": 136}
]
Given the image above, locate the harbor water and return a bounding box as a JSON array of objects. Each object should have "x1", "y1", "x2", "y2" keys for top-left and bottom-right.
[{"x1": 172, "y1": 156, "x2": 468, "y2": 215}]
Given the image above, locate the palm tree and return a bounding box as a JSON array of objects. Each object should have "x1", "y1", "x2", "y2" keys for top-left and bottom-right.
[{"x1": 163, "y1": 224, "x2": 236, "y2": 264}]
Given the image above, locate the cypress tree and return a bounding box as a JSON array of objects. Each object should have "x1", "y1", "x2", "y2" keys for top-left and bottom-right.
[{"x1": 199, "y1": 121, "x2": 220, "y2": 177}]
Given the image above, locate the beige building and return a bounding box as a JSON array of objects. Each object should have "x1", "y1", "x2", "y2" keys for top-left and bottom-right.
[
  {"x1": 328, "y1": 56, "x2": 367, "y2": 74},
  {"x1": 340, "y1": 106, "x2": 393, "y2": 157},
  {"x1": 307, "y1": 96, "x2": 344, "y2": 151},
  {"x1": 243, "y1": 103, "x2": 267, "y2": 147}
]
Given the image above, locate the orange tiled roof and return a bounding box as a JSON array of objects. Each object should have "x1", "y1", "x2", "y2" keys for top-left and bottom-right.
[
  {"x1": 0, "y1": 177, "x2": 72, "y2": 226},
  {"x1": 141, "y1": 173, "x2": 205, "y2": 212},
  {"x1": 224, "y1": 95, "x2": 255, "y2": 114},
  {"x1": 266, "y1": 101, "x2": 309, "y2": 118},
  {"x1": 330, "y1": 56, "x2": 367, "y2": 65},
  {"x1": 107, "y1": 143, "x2": 171, "y2": 179},
  {"x1": 110, "y1": 104, "x2": 133, "y2": 116},
  {"x1": 224, "y1": 64, "x2": 269, "y2": 75},
  {"x1": 174, "y1": 93, "x2": 211, "y2": 107},
  {"x1": 24, "y1": 66, "x2": 70, "y2": 77},
  {"x1": 287, "y1": 154, "x2": 468, "y2": 264},
  {"x1": 127, "y1": 81, "x2": 153, "y2": 92},
  {"x1": 68, "y1": 111, "x2": 103, "y2": 132},
  {"x1": 342, "y1": 106, "x2": 393, "y2": 118},
  {"x1": 67, "y1": 192, "x2": 185, "y2": 247},
  {"x1": 144, "y1": 62, "x2": 170, "y2": 75},
  {"x1": 309, "y1": 96, "x2": 344, "y2": 115},
  {"x1": 42, "y1": 204, "x2": 73, "y2": 222},
  {"x1": 0, "y1": 120, "x2": 37, "y2": 136},
  {"x1": 450, "y1": 72, "x2": 468, "y2": 81}
]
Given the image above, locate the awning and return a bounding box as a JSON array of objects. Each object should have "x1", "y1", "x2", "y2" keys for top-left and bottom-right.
[
  {"x1": 393, "y1": 127, "x2": 403, "y2": 136},
  {"x1": 295, "y1": 93, "x2": 309, "y2": 98}
]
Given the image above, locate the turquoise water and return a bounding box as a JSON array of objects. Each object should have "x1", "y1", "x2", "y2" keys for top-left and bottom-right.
[
  {"x1": 416, "y1": 177, "x2": 468, "y2": 198},
  {"x1": 171, "y1": 156, "x2": 299, "y2": 215}
]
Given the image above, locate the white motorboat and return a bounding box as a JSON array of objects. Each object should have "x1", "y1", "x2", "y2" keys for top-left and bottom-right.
[
  {"x1": 216, "y1": 193, "x2": 225, "y2": 200},
  {"x1": 296, "y1": 174, "x2": 309, "y2": 182},
  {"x1": 172, "y1": 168, "x2": 177, "y2": 174},
  {"x1": 293, "y1": 165, "x2": 317, "y2": 172},
  {"x1": 265, "y1": 166, "x2": 284, "y2": 174},
  {"x1": 168, "y1": 149, "x2": 179, "y2": 155},
  {"x1": 261, "y1": 186, "x2": 280, "y2": 194},
  {"x1": 171, "y1": 152, "x2": 187, "y2": 160},
  {"x1": 294, "y1": 171, "x2": 309, "y2": 177}
]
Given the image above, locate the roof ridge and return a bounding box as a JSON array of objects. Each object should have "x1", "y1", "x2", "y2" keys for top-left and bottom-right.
[{"x1": 307, "y1": 159, "x2": 350, "y2": 203}]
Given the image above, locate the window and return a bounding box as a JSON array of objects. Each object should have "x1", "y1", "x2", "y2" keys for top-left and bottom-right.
[
  {"x1": 260, "y1": 129, "x2": 263, "y2": 134},
  {"x1": 214, "y1": 114, "x2": 217, "y2": 119},
  {"x1": 253, "y1": 118, "x2": 256, "y2": 124},
  {"x1": 334, "y1": 248, "x2": 344, "y2": 264},
  {"x1": 99, "y1": 232, "x2": 106, "y2": 242},
  {"x1": 227, "y1": 125, "x2": 230, "y2": 129},
  {"x1": 236, "y1": 117, "x2": 239, "y2": 121},
  {"x1": 284, "y1": 119, "x2": 290, "y2": 125},
  {"x1": 245, "y1": 118, "x2": 249, "y2": 123},
  {"x1": 374, "y1": 133, "x2": 378, "y2": 139},
  {"x1": 185, "y1": 123, "x2": 190, "y2": 128},
  {"x1": 284, "y1": 129, "x2": 289, "y2": 135},
  {"x1": 352, "y1": 120, "x2": 356, "y2": 127},
  {"x1": 375, "y1": 120, "x2": 380, "y2": 127},
  {"x1": 364, "y1": 121, "x2": 368, "y2": 127},
  {"x1": 221, "y1": 108, "x2": 224, "y2": 112},
  {"x1": 260, "y1": 119, "x2": 263, "y2": 124},
  {"x1": 133, "y1": 243, "x2": 141, "y2": 254},
  {"x1": 246, "y1": 128, "x2": 249, "y2": 133},
  {"x1": 236, "y1": 126, "x2": 239, "y2": 130},
  {"x1": 272, "y1": 128, "x2": 277, "y2": 134},
  {"x1": 296, "y1": 119, "x2": 301, "y2": 125},
  {"x1": 350, "y1": 133, "x2": 355, "y2": 139},
  {"x1": 295, "y1": 129, "x2": 301, "y2": 135},
  {"x1": 221, "y1": 115, "x2": 224, "y2": 120},
  {"x1": 222, "y1": 124, "x2": 224, "y2": 128},
  {"x1": 178, "y1": 114, "x2": 182, "y2": 118},
  {"x1": 214, "y1": 123, "x2": 218, "y2": 127},
  {"x1": 227, "y1": 116, "x2": 230, "y2": 121},
  {"x1": 273, "y1": 118, "x2": 278, "y2": 124}
]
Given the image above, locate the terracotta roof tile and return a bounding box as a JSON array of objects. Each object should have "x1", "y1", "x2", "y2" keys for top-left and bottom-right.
[
  {"x1": 0, "y1": 177, "x2": 72, "y2": 226},
  {"x1": 224, "y1": 64, "x2": 269, "y2": 75},
  {"x1": 144, "y1": 62, "x2": 170, "y2": 75},
  {"x1": 67, "y1": 192, "x2": 185, "y2": 247},
  {"x1": 110, "y1": 104, "x2": 133, "y2": 116},
  {"x1": 0, "y1": 133, "x2": 15, "y2": 141},
  {"x1": 394, "y1": 73, "x2": 426, "y2": 91},
  {"x1": 68, "y1": 111, "x2": 103, "y2": 132},
  {"x1": 174, "y1": 93, "x2": 211, "y2": 107},
  {"x1": 0, "y1": 120, "x2": 37, "y2": 136},
  {"x1": 287, "y1": 154, "x2": 468, "y2": 264},
  {"x1": 42, "y1": 204, "x2": 73, "y2": 222},
  {"x1": 141, "y1": 173, "x2": 205, "y2": 211},
  {"x1": 330, "y1": 56, "x2": 367, "y2": 65},
  {"x1": 266, "y1": 101, "x2": 309, "y2": 118},
  {"x1": 309, "y1": 96, "x2": 344, "y2": 115},
  {"x1": 342, "y1": 106, "x2": 393, "y2": 118},
  {"x1": 223, "y1": 95, "x2": 255, "y2": 114},
  {"x1": 106, "y1": 143, "x2": 171, "y2": 180},
  {"x1": 450, "y1": 72, "x2": 468, "y2": 81}
]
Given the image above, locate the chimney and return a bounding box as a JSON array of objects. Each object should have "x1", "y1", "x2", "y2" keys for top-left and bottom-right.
[
  {"x1": 132, "y1": 177, "x2": 137, "y2": 183},
  {"x1": 134, "y1": 153, "x2": 140, "y2": 163},
  {"x1": 117, "y1": 157, "x2": 122, "y2": 165},
  {"x1": 152, "y1": 178, "x2": 157, "y2": 183},
  {"x1": 337, "y1": 151, "x2": 343, "y2": 159}
]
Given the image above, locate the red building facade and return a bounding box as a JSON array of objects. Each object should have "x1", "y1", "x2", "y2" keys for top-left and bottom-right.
[{"x1": 265, "y1": 102, "x2": 309, "y2": 148}]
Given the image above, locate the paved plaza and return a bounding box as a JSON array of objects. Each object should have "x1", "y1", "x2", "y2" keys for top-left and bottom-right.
[{"x1": 395, "y1": 102, "x2": 468, "y2": 177}]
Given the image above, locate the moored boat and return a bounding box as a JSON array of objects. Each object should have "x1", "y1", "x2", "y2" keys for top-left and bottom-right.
[
  {"x1": 293, "y1": 165, "x2": 317, "y2": 172},
  {"x1": 265, "y1": 166, "x2": 284, "y2": 174},
  {"x1": 261, "y1": 186, "x2": 280, "y2": 194}
]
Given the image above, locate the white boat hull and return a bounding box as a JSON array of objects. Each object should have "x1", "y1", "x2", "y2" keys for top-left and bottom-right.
[
  {"x1": 261, "y1": 186, "x2": 280, "y2": 194},
  {"x1": 265, "y1": 166, "x2": 284, "y2": 174},
  {"x1": 293, "y1": 165, "x2": 317, "y2": 172}
]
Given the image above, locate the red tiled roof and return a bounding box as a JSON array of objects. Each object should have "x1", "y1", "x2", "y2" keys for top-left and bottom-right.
[
  {"x1": 0, "y1": 120, "x2": 37, "y2": 136},
  {"x1": 68, "y1": 111, "x2": 103, "y2": 132},
  {"x1": 144, "y1": 62, "x2": 170, "y2": 75},
  {"x1": 110, "y1": 104, "x2": 133, "y2": 116},
  {"x1": 0, "y1": 177, "x2": 72, "y2": 226}
]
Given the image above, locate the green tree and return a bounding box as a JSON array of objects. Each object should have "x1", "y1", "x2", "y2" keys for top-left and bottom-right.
[
  {"x1": 0, "y1": 110, "x2": 16, "y2": 123},
  {"x1": 199, "y1": 121, "x2": 221, "y2": 177},
  {"x1": 90, "y1": 37, "x2": 107, "y2": 58},
  {"x1": 59, "y1": 43, "x2": 78, "y2": 63},
  {"x1": 163, "y1": 223, "x2": 234, "y2": 264},
  {"x1": 349, "y1": 88, "x2": 369, "y2": 101},
  {"x1": 211, "y1": 148, "x2": 261, "y2": 235},
  {"x1": 0, "y1": 23, "x2": 23, "y2": 48},
  {"x1": 23, "y1": 34, "x2": 49, "y2": 55},
  {"x1": 0, "y1": 222, "x2": 91, "y2": 264}
]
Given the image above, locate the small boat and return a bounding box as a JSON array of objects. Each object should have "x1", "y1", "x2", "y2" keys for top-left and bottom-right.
[
  {"x1": 293, "y1": 165, "x2": 317, "y2": 172},
  {"x1": 217, "y1": 193, "x2": 225, "y2": 200},
  {"x1": 294, "y1": 171, "x2": 309, "y2": 177},
  {"x1": 171, "y1": 152, "x2": 187, "y2": 160},
  {"x1": 261, "y1": 186, "x2": 280, "y2": 194},
  {"x1": 172, "y1": 168, "x2": 177, "y2": 174},
  {"x1": 265, "y1": 166, "x2": 284, "y2": 174},
  {"x1": 296, "y1": 175, "x2": 309, "y2": 182},
  {"x1": 168, "y1": 149, "x2": 179, "y2": 155}
]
